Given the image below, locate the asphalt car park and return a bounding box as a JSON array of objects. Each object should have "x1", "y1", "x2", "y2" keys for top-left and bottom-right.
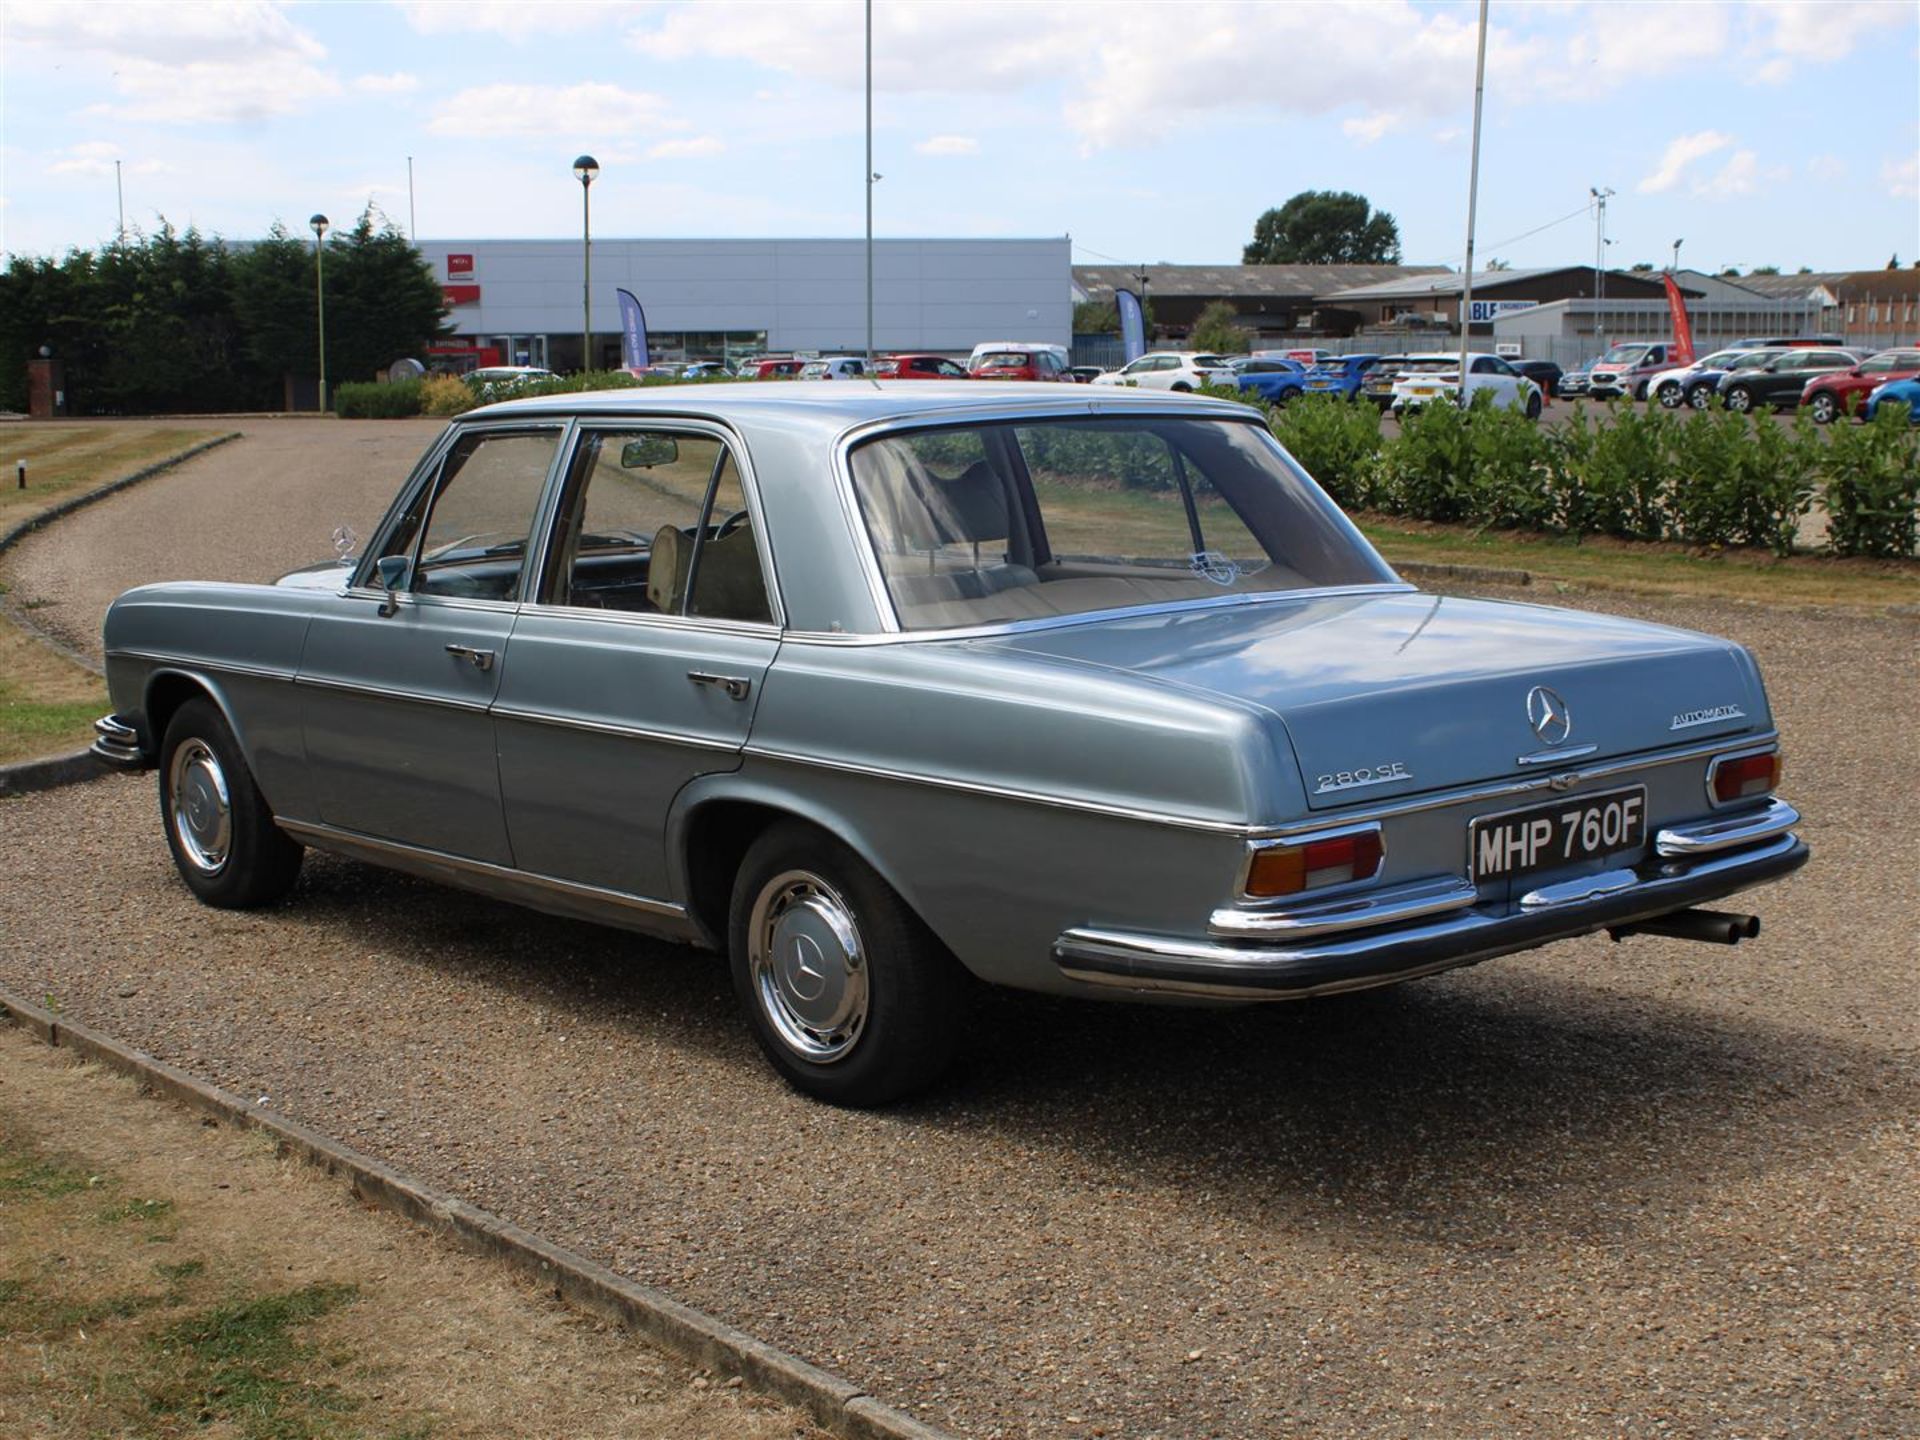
[{"x1": 2, "y1": 421, "x2": 1914, "y2": 1439}]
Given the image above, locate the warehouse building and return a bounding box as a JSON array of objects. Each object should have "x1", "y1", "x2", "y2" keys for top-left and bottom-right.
[{"x1": 414, "y1": 237, "x2": 1072, "y2": 371}]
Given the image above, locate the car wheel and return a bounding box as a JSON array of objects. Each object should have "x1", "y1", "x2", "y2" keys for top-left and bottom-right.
[
  {"x1": 1634, "y1": 380, "x2": 1650, "y2": 402},
  {"x1": 1724, "y1": 385, "x2": 1754, "y2": 414},
  {"x1": 1687, "y1": 384, "x2": 1713, "y2": 410},
  {"x1": 158, "y1": 698, "x2": 302, "y2": 908},
  {"x1": 1807, "y1": 392, "x2": 1838, "y2": 424},
  {"x1": 1171, "y1": 382, "x2": 1192, "y2": 392},
  {"x1": 1524, "y1": 391, "x2": 1543, "y2": 421},
  {"x1": 1656, "y1": 381, "x2": 1682, "y2": 408},
  {"x1": 729, "y1": 822, "x2": 967, "y2": 1107}
]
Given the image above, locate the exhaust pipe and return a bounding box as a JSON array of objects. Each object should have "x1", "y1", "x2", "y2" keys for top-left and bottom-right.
[{"x1": 1608, "y1": 909, "x2": 1761, "y2": 946}]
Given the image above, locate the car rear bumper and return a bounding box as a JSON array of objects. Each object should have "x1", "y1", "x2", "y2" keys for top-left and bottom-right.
[{"x1": 1052, "y1": 803, "x2": 1807, "y2": 1001}]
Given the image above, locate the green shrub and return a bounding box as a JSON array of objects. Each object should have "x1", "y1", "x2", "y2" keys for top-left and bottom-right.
[
  {"x1": 332, "y1": 378, "x2": 423, "y2": 419},
  {"x1": 1573, "y1": 403, "x2": 1672, "y2": 539},
  {"x1": 1268, "y1": 393, "x2": 1382, "y2": 510},
  {"x1": 1461, "y1": 398, "x2": 1554, "y2": 530},
  {"x1": 1664, "y1": 406, "x2": 1753, "y2": 548},
  {"x1": 468, "y1": 368, "x2": 645, "y2": 407},
  {"x1": 420, "y1": 374, "x2": 474, "y2": 416},
  {"x1": 1823, "y1": 403, "x2": 1920, "y2": 557},
  {"x1": 1376, "y1": 398, "x2": 1475, "y2": 521},
  {"x1": 1731, "y1": 411, "x2": 1821, "y2": 556}
]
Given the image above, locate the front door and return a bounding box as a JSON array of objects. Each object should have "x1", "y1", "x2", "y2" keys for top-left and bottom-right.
[
  {"x1": 297, "y1": 424, "x2": 564, "y2": 863},
  {"x1": 492, "y1": 424, "x2": 781, "y2": 901}
]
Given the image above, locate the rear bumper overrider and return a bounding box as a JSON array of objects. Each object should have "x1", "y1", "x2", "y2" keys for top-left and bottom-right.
[{"x1": 1053, "y1": 801, "x2": 1808, "y2": 1001}]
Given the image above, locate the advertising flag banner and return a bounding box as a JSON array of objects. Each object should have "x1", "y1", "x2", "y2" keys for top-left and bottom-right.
[
  {"x1": 1115, "y1": 288, "x2": 1147, "y2": 364},
  {"x1": 1663, "y1": 274, "x2": 1696, "y2": 365},
  {"x1": 616, "y1": 288, "x2": 650, "y2": 371}
]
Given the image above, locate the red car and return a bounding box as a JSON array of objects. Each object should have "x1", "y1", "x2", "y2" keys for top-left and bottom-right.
[
  {"x1": 968, "y1": 348, "x2": 1070, "y2": 382},
  {"x1": 876, "y1": 353, "x2": 970, "y2": 379},
  {"x1": 1800, "y1": 347, "x2": 1920, "y2": 422},
  {"x1": 737, "y1": 356, "x2": 806, "y2": 379}
]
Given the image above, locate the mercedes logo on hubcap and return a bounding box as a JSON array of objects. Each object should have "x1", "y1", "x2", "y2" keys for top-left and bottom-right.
[{"x1": 1526, "y1": 685, "x2": 1573, "y2": 745}]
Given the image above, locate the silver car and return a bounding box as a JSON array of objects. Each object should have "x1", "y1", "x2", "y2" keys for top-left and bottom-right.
[{"x1": 94, "y1": 385, "x2": 1808, "y2": 1104}]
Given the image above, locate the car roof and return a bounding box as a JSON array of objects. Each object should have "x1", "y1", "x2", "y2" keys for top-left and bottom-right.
[{"x1": 465, "y1": 380, "x2": 1261, "y2": 434}]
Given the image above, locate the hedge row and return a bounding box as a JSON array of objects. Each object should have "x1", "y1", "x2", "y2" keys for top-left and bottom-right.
[
  {"x1": 334, "y1": 368, "x2": 724, "y2": 420},
  {"x1": 1259, "y1": 392, "x2": 1920, "y2": 559}
]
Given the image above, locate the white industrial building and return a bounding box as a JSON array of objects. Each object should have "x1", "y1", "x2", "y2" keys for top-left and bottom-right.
[{"x1": 413, "y1": 236, "x2": 1072, "y2": 371}]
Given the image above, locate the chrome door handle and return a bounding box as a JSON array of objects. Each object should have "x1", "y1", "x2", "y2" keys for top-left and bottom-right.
[
  {"x1": 445, "y1": 644, "x2": 496, "y2": 672},
  {"x1": 687, "y1": 671, "x2": 751, "y2": 701}
]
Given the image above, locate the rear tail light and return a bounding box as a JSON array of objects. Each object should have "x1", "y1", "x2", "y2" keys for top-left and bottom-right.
[
  {"x1": 1712, "y1": 751, "x2": 1781, "y2": 803},
  {"x1": 1246, "y1": 827, "x2": 1384, "y2": 898}
]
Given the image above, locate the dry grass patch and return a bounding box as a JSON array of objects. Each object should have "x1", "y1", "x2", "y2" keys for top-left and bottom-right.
[
  {"x1": 0, "y1": 613, "x2": 105, "y2": 765},
  {"x1": 0, "y1": 1027, "x2": 828, "y2": 1439},
  {"x1": 0, "y1": 424, "x2": 228, "y2": 527}
]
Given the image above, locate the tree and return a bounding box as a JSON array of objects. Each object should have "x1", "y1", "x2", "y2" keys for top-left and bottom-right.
[
  {"x1": 1630, "y1": 262, "x2": 1655, "y2": 272},
  {"x1": 1188, "y1": 300, "x2": 1246, "y2": 354},
  {"x1": 1751, "y1": 265, "x2": 1781, "y2": 275},
  {"x1": 1243, "y1": 191, "x2": 1401, "y2": 265},
  {"x1": 1073, "y1": 299, "x2": 1118, "y2": 334},
  {"x1": 1890, "y1": 254, "x2": 1902, "y2": 269},
  {"x1": 325, "y1": 206, "x2": 451, "y2": 383}
]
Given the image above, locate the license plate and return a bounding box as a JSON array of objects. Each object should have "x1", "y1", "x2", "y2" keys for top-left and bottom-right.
[
  {"x1": 1411, "y1": 385, "x2": 1436, "y2": 396},
  {"x1": 1470, "y1": 786, "x2": 1647, "y2": 882}
]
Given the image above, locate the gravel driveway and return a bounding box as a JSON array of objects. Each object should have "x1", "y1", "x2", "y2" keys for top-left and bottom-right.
[{"x1": 1, "y1": 425, "x2": 1915, "y2": 1438}]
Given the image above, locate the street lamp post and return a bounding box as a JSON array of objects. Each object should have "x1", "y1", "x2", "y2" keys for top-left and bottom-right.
[
  {"x1": 573, "y1": 155, "x2": 599, "y2": 372},
  {"x1": 309, "y1": 214, "x2": 329, "y2": 413}
]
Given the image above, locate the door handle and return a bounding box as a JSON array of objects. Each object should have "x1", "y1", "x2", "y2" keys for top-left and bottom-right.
[
  {"x1": 445, "y1": 644, "x2": 496, "y2": 672},
  {"x1": 687, "y1": 671, "x2": 751, "y2": 701}
]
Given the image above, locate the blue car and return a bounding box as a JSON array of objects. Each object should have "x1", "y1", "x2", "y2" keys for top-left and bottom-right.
[
  {"x1": 1231, "y1": 356, "x2": 1308, "y2": 404},
  {"x1": 1299, "y1": 353, "x2": 1384, "y2": 400},
  {"x1": 1863, "y1": 377, "x2": 1920, "y2": 422}
]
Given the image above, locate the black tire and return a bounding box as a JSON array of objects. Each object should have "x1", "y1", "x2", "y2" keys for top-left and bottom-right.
[
  {"x1": 157, "y1": 698, "x2": 302, "y2": 908},
  {"x1": 1656, "y1": 381, "x2": 1683, "y2": 408},
  {"x1": 728, "y1": 822, "x2": 967, "y2": 1107},
  {"x1": 1807, "y1": 392, "x2": 1838, "y2": 424},
  {"x1": 1524, "y1": 391, "x2": 1543, "y2": 421},
  {"x1": 1724, "y1": 385, "x2": 1754, "y2": 414},
  {"x1": 1634, "y1": 380, "x2": 1650, "y2": 402},
  {"x1": 1687, "y1": 383, "x2": 1714, "y2": 410},
  {"x1": 1170, "y1": 382, "x2": 1192, "y2": 392}
]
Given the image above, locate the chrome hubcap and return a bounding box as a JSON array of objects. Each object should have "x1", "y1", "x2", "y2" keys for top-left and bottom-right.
[
  {"x1": 749, "y1": 870, "x2": 867, "y2": 1063},
  {"x1": 167, "y1": 740, "x2": 231, "y2": 875}
]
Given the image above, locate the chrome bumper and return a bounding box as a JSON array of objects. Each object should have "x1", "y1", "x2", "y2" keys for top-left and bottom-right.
[
  {"x1": 1053, "y1": 804, "x2": 1808, "y2": 1001},
  {"x1": 90, "y1": 713, "x2": 149, "y2": 770}
]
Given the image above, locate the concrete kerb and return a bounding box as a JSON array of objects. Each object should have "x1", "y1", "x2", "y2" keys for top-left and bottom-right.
[
  {"x1": 0, "y1": 432, "x2": 241, "y2": 798},
  {"x1": 0, "y1": 986, "x2": 954, "y2": 1440}
]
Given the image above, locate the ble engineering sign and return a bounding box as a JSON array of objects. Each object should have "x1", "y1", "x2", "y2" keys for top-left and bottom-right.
[{"x1": 1463, "y1": 299, "x2": 1539, "y2": 324}]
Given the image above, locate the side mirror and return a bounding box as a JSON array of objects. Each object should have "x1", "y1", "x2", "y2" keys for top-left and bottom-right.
[{"x1": 374, "y1": 554, "x2": 411, "y2": 617}]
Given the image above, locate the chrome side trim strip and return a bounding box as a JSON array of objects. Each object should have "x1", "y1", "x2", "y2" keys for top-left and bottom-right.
[
  {"x1": 292, "y1": 673, "x2": 491, "y2": 714},
  {"x1": 276, "y1": 818, "x2": 688, "y2": 921},
  {"x1": 490, "y1": 704, "x2": 739, "y2": 751},
  {"x1": 112, "y1": 649, "x2": 294, "y2": 683},
  {"x1": 1209, "y1": 874, "x2": 1476, "y2": 939},
  {"x1": 741, "y1": 745, "x2": 1249, "y2": 834},
  {"x1": 1655, "y1": 798, "x2": 1799, "y2": 857},
  {"x1": 1250, "y1": 731, "x2": 1780, "y2": 838}
]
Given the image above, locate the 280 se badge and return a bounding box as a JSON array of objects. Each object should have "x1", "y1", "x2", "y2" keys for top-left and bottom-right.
[{"x1": 91, "y1": 383, "x2": 1808, "y2": 1106}]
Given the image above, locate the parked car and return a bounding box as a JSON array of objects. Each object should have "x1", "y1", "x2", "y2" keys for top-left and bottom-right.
[
  {"x1": 1556, "y1": 361, "x2": 1597, "y2": 399},
  {"x1": 93, "y1": 385, "x2": 1808, "y2": 1105},
  {"x1": 1728, "y1": 335, "x2": 1846, "y2": 350},
  {"x1": 797, "y1": 357, "x2": 870, "y2": 380},
  {"x1": 738, "y1": 357, "x2": 807, "y2": 379},
  {"x1": 876, "y1": 353, "x2": 971, "y2": 380},
  {"x1": 1508, "y1": 358, "x2": 1564, "y2": 399},
  {"x1": 1231, "y1": 356, "x2": 1310, "y2": 404},
  {"x1": 467, "y1": 366, "x2": 556, "y2": 386},
  {"x1": 1799, "y1": 348, "x2": 1920, "y2": 423},
  {"x1": 678, "y1": 362, "x2": 734, "y2": 381},
  {"x1": 1681, "y1": 348, "x2": 1788, "y2": 409},
  {"x1": 969, "y1": 348, "x2": 1070, "y2": 382},
  {"x1": 1645, "y1": 348, "x2": 1750, "y2": 408},
  {"x1": 1390, "y1": 353, "x2": 1544, "y2": 418},
  {"x1": 1585, "y1": 342, "x2": 1676, "y2": 401},
  {"x1": 1714, "y1": 348, "x2": 1867, "y2": 413},
  {"x1": 1299, "y1": 354, "x2": 1385, "y2": 401},
  {"x1": 1092, "y1": 351, "x2": 1237, "y2": 391},
  {"x1": 969, "y1": 340, "x2": 1070, "y2": 373},
  {"x1": 1359, "y1": 355, "x2": 1409, "y2": 407},
  {"x1": 1066, "y1": 365, "x2": 1105, "y2": 384},
  {"x1": 1862, "y1": 376, "x2": 1920, "y2": 422}
]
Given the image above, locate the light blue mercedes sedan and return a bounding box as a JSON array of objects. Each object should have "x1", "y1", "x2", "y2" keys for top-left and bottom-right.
[{"x1": 94, "y1": 384, "x2": 1808, "y2": 1105}]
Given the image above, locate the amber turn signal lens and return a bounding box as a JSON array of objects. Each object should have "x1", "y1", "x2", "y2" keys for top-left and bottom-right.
[
  {"x1": 1246, "y1": 829, "x2": 1384, "y2": 898},
  {"x1": 1713, "y1": 751, "x2": 1781, "y2": 803}
]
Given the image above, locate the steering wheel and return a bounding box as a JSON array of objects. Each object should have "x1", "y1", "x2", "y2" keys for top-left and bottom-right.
[{"x1": 714, "y1": 509, "x2": 750, "y2": 538}]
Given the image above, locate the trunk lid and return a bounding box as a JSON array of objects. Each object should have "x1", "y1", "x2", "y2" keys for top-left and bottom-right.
[{"x1": 979, "y1": 592, "x2": 1763, "y2": 812}]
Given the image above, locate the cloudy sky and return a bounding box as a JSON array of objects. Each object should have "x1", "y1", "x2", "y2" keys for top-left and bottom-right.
[{"x1": 4, "y1": 0, "x2": 1917, "y2": 273}]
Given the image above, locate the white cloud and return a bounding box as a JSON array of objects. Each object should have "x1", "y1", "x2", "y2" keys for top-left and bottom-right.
[
  {"x1": 1748, "y1": 0, "x2": 1909, "y2": 60},
  {"x1": 46, "y1": 142, "x2": 165, "y2": 179},
  {"x1": 429, "y1": 83, "x2": 681, "y2": 137},
  {"x1": 1638, "y1": 131, "x2": 1733, "y2": 194},
  {"x1": 914, "y1": 135, "x2": 979, "y2": 156},
  {"x1": 1693, "y1": 150, "x2": 1788, "y2": 200},
  {"x1": 1342, "y1": 111, "x2": 1403, "y2": 145},
  {"x1": 1750, "y1": 56, "x2": 1793, "y2": 85},
  {"x1": 7, "y1": 0, "x2": 338, "y2": 123},
  {"x1": 1886, "y1": 155, "x2": 1920, "y2": 199},
  {"x1": 396, "y1": 0, "x2": 642, "y2": 40},
  {"x1": 352, "y1": 72, "x2": 420, "y2": 95},
  {"x1": 646, "y1": 136, "x2": 726, "y2": 160},
  {"x1": 1808, "y1": 154, "x2": 1848, "y2": 183}
]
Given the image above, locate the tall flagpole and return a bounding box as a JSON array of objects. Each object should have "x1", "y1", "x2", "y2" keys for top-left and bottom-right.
[
  {"x1": 1457, "y1": 0, "x2": 1489, "y2": 396},
  {"x1": 865, "y1": 0, "x2": 874, "y2": 363}
]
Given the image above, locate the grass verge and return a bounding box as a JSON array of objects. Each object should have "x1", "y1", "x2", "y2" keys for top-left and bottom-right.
[{"x1": 0, "y1": 425, "x2": 226, "y2": 766}]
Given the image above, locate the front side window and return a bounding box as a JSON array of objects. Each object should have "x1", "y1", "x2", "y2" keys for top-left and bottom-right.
[
  {"x1": 373, "y1": 428, "x2": 561, "y2": 601},
  {"x1": 848, "y1": 417, "x2": 1395, "y2": 631}
]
